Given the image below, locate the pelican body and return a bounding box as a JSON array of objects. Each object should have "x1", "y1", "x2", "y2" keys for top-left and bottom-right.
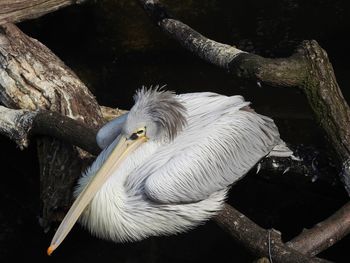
[{"x1": 48, "y1": 89, "x2": 291, "y2": 254}]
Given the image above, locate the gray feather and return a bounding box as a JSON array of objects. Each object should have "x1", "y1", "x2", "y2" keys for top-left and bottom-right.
[
  {"x1": 130, "y1": 87, "x2": 187, "y2": 141},
  {"x1": 142, "y1": 95, "x2": 281, "y2": 203}
]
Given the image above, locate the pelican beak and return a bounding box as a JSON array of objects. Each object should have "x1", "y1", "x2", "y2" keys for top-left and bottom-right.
[{"x1": 47, "y1": 133, "x2": 147, "y2": 255}]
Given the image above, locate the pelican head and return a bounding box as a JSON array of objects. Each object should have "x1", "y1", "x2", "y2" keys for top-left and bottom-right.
[{"x1": 125, "y1": 88, "x2": 187, "y2": 142}]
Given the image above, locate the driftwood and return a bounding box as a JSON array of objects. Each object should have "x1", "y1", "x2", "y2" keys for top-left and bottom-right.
[
  {"x1": 0, "y1": 0, "x2": 349, "y2": 262},
  {"x1": 0, "y1": 23, "x2": 103, "y2": 228},
  {"x1": 0, "y1": 0, "x2": 84, "y2": 26}
]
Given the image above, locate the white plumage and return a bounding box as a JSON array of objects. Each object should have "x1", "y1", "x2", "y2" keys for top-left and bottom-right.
[{"x1": 72, "y1": 90, "x2": 290, "y2": 243}]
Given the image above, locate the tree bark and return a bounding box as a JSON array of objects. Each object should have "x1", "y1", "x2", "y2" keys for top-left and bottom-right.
[
  {"x1": 287, "y1": 201, "x2": 350, "y2": 257},
  {"x1": 0, "y1": 106, "x2": 126, "y2": 156},
  {"x1": 214, "y1": 204, "x2": 330, "y2": 263},
  {"x1": 0, "y1": 23, "x2": 103, "y2": 228},
  {"x1": 0, "y1": 0, "x2": 84, "y2": 26},
  {"x1": 300, "y1": 41, "x2": 350, "y2": 193}
]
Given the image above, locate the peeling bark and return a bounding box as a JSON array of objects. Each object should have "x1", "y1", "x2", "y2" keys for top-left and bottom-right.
[
  {"x1": 0, "y1": 23, "x2": 103, "y2": 228},
  {"x1": 0, "y1": 0, "x2": 85, "y2": 26},
  {"x1": 0, "y1": 106, "x2": 36, "y2": 148}
]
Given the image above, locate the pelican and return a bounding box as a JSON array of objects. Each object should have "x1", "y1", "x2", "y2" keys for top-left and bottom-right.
[{"x1": 47, "y1": 88, "x2": 291, "y2": 255}]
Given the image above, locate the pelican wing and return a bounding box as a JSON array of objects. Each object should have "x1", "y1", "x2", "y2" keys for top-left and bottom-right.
[
  {"x1": 96, "y1": 113, "x2": 128, "y2": 149},
  {"x1": 142, "y1": 94, "x2": 283, "y2": 204}
]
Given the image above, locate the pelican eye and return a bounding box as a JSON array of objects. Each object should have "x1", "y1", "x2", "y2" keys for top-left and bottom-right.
[
  {"x1": 129, "y1": 133, "x2": 139, "y2": 140},
  {"x1": 129, "y1": 128, "x2": 146, "y2": 140}
]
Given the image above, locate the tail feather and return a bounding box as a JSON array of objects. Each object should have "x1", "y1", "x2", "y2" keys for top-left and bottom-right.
[{"x1": 268, "y1": 141, "x2": 293, "y2": 158}]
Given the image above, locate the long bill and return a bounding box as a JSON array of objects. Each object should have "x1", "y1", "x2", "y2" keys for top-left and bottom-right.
[{"x1": 47, "y1": 135, "x2": 147, "y2": 255}]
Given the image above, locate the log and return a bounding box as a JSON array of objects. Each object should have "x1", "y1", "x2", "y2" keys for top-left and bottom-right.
[
  {"x1": 301, "y1": 41, "x2": 350, "y2": 193},
  {"x1": 0, "y1": 0, "x2": 84, "y2": 26},
  {"x1": 0, "y1": 23, "x2": 103, "y2": 228}
]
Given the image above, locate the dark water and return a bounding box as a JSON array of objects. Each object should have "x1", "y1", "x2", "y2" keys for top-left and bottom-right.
[{"x1": 1, "y1": 0, "x2": 350, "y2": 262}]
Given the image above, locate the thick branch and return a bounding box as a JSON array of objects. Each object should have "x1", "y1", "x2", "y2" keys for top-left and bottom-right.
[
  {"x1": 214, "y1": 204, "x2": 330, "y2": 263},
  {"x1": 138, "y1": 0, "x2": 243, "y2": 69},
  {"x1": 32, "y1": 110, "x2": 100, "y2": 155},
  {"x1": 301, "y1": 40, "x2": 350, "y2": 164},
  {"x1": 287, "y1": 202, "x2": 350, "y2": 257},
  {"x1": 137, "y1": 0, "x2": 307, "y2": 87},
  {"x1": 0, "y1": 0, "x2": 84, "y2": 26},
  {"x1": 0, "y1": 106, "x2": 126, "y2": 155},
  {"x1": 0, "y1": 23, "x2": 103, "y2": 228}
]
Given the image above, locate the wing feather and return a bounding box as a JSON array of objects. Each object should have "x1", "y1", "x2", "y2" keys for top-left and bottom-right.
[{"x1": 141, "y1": 93, "x2": 282, "y2": 204}]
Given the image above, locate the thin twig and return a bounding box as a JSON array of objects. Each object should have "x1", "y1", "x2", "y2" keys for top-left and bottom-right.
[{"x1": 268, "y1": 230, "x2": 273, "y2": 263}]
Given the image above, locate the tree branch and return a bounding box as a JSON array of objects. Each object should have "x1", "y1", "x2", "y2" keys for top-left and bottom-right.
[
  {"x1": 137, "y1": 0, "x2": 243, "y2": 69},
  {"x1": 137, "y1": 0, "x2": 307, "y2": 87},
  {"x1": 287, "y1": 202, "x2": 350, "y2": 257},
  {"x1": 214, "y1": 204, "x2": 331, "y2": 263},
  {"x1": 0, "y1": 105, "x2": 127, "y2": 155},
  {"x1": 0, "y1": 23, "x2": 103, "y2": 228},
  {"x1": 0, "y1": 0, "x2": 85, "y2": 26},
  {"x1": 31, "y1": 110, "x2": 100, "y2": 155}
]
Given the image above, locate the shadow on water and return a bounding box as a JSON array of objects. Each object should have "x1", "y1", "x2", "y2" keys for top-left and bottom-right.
[{"x1": 1, "y1": 0, "x2": 349, "y2": 262}]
